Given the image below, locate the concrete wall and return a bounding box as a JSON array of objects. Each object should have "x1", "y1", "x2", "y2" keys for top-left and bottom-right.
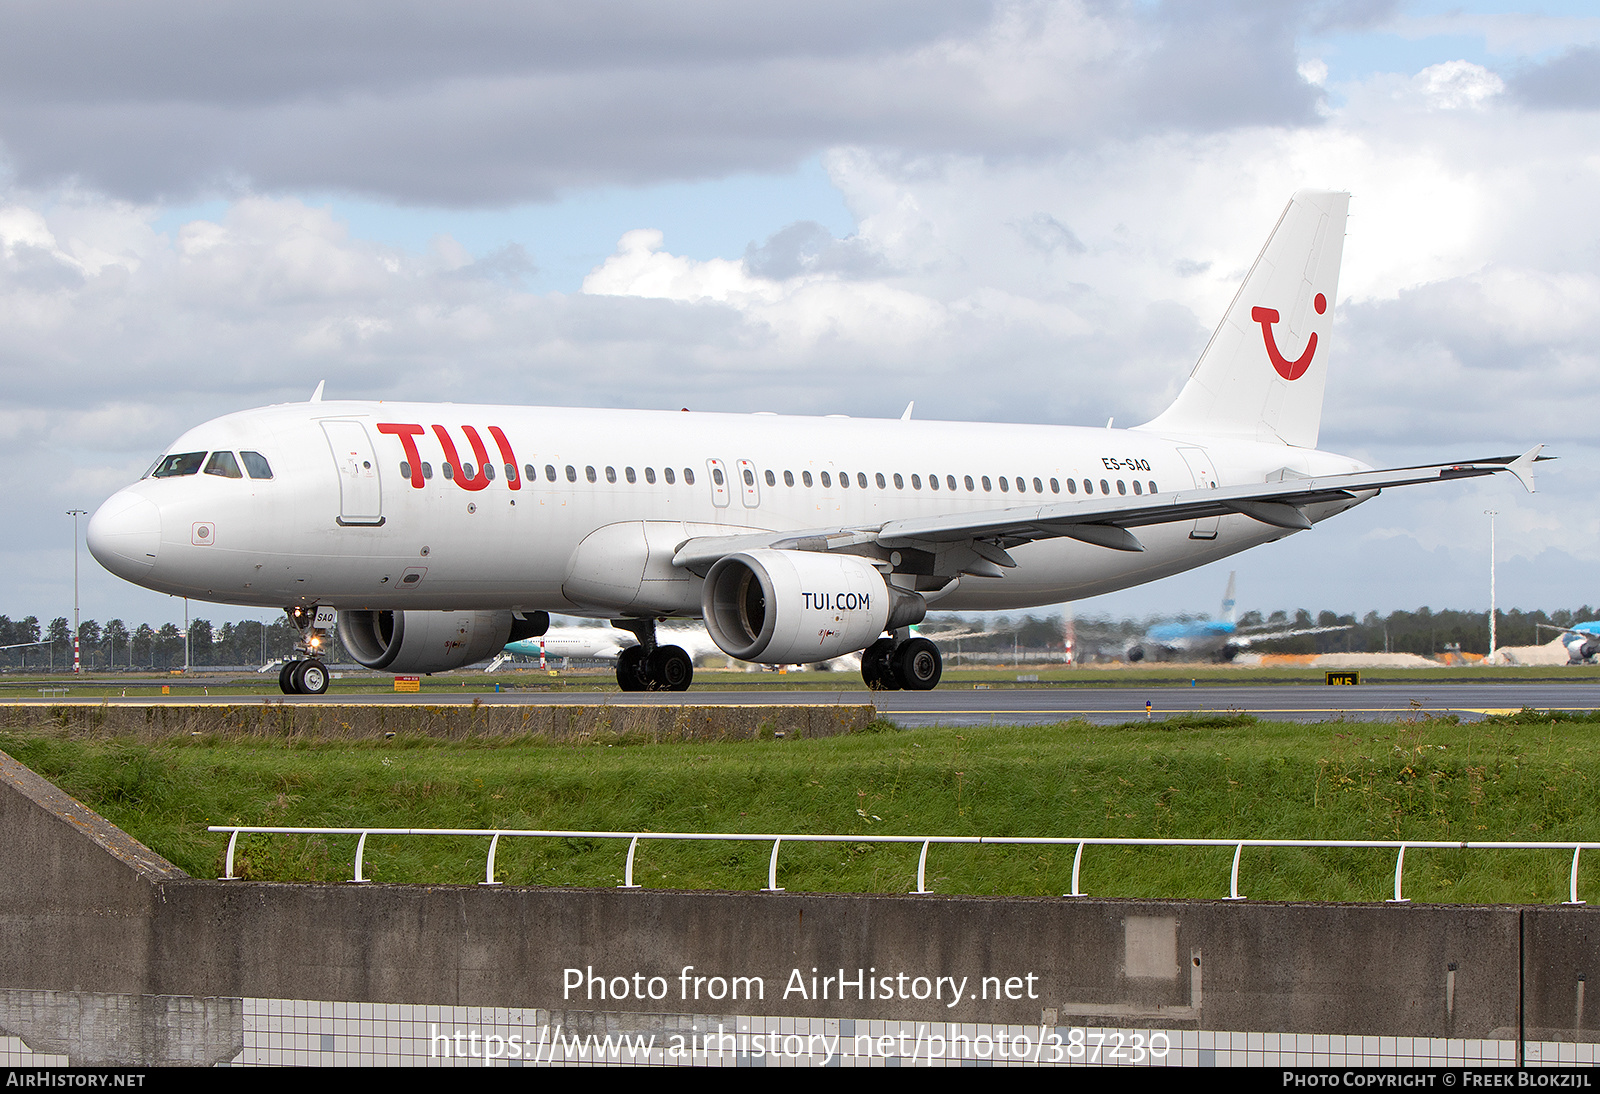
[{"x1": 1, "y1": 746, "x2": 1597, "y2": 1063}]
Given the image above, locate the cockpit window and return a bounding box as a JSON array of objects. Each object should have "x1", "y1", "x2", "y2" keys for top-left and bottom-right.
[
  {"x1": 152, "y1": 452, "x2": 206, "y2": 478},
  {"x1": 141, "y1": 457, "x2": 164, "y2": 479},
  {"x1": 240, "y1": 451, "x2": 274, "y2": 479},
  {"x1": 204, "y1": 451, "x2": 243, "y2": 478}
]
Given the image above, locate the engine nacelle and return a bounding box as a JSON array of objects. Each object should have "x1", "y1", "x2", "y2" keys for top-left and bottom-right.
[
  {"x1": 702, "y1": 549, "x2": 923, "y2": 664},
  {"x1": 339, "y1": 610, "x2": 547, "y2": 673}
]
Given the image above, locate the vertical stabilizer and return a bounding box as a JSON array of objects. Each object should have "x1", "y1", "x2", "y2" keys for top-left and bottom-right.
[
  {"x1": 1221, "y1": 571, "x2": 1237, "y2": 626},
  {"x1": 1139, "y1": 190, "x2": 1349, "y2": 449}
]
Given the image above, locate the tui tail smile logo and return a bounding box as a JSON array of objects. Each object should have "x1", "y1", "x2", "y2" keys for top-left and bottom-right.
[{"x1": 1251, "y1": 292, "x2": 1326, "y2": 381}]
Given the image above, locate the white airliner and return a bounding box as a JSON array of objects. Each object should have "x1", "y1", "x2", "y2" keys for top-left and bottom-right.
[
  {"x1": 86, "y1": 191, "x2": 1543, "y2": 695},
  {"x1": 486, "y1": 623, "x2": 717, "y2": 672}
]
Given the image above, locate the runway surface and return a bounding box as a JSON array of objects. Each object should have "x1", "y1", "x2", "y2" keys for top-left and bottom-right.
[{"x1": 5, "y1": 682, "x2": 1598, "y2": 725}]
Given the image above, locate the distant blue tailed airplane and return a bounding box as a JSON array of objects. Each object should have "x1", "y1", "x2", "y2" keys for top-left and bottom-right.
[
  {"x1": 1536, "y1": 622, "x2": 1600, "y2": 664},
  {"x1": 1124, "y1": 573, "x2": 1352, "y2": 663}
]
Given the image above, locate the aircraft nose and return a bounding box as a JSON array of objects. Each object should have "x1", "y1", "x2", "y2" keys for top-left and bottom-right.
[{"x1": 87, "y1": 491, "x2": 161, "y2": 581}]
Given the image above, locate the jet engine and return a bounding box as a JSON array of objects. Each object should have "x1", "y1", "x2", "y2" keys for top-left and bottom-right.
[
  {"x1": 338, "y1": 609, "x2": 548, "y2": 673},
  {"x1": 702, "y1": 549, "x2": 924, "y2": 664}
]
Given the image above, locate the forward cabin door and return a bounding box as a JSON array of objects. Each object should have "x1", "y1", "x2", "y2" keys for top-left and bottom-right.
[{"x1": 322, "y1": 420, "x2": 384, "y2": 526}]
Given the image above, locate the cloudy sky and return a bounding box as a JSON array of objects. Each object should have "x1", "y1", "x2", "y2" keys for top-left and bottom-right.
[{"x1": 3, "y1": 0, "x2": 1598, "y2": 634}]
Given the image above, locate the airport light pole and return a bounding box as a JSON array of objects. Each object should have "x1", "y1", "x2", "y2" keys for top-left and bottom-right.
[
  {"x1": 67, "y1": 509, "x2": 87, "y2": 674},
  {"x1": 1485, "y1": 510, "x2": 1498, "y2": 663}
]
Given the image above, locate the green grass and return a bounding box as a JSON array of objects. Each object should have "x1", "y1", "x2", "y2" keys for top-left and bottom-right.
[{"x1": 6, "y1": 710, "x2": 1600, "y2": 904}]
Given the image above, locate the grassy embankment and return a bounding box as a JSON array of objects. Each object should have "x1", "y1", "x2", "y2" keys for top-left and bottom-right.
[{"x1": 6, "y1": 710, "x2": 1600, "y2": 904}]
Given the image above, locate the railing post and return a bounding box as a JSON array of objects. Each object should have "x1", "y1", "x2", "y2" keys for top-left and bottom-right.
[
  {"x1": 1388, "y1": 844, "x2": 1410, "y2": 903},
  {"x1": 621, "y1": 836, "x2": 642, "y2": 889},
  {"x1": 1066, "y1": 840, "x2": 1086, "y2": 897},
  {"x1": 220, "y1": 829, "x2": 240, "y2": 880},
  {"x1": 1568, "y1": 846, "x2": 1586, "y2": 906},
  {"x1": 765, "y1": 838, "x2": 785, "y2": 892},
  {"x1": 351, "y1": 831, "x2": 370, "y2": 884},
  {"x1": 914, "y1": 840, "x2": 931, "y2": 894},
  {"x1": 1226, "y1": 842, "x2": 1246, "y2": 900},
  {"x1": 481, "y1": 832, "x2": 502, "y2": 886}
]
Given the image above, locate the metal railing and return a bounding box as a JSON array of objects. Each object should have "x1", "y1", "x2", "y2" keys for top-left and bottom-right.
[{"x1": 208, "y1": 825, "x2": 1600, "y2": 904}]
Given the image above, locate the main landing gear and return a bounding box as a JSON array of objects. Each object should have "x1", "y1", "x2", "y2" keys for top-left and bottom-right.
[
  {"x1": 613, "y1": 619, "x2": 694, "y2": 692},
  {"x1": 861, "y1": 634, "x2": 943, "y2": 691},
  {"x1": 278, "y1": 658, "x2": 329, "y2": 695},
  {"x1": 278, "y1": 604, "x2": 331, "y2": 695}
]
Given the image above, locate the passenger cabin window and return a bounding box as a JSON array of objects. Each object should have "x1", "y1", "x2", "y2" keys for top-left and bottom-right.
[
  {"x1": 240, "y1": 451, "x2": 273, "y2": 479},
  {"x1": 876, "y1": 473, "x2": 887, "y2": 489},
  {"x1": 1035, "y1": 477, "x2": 1045, "y2": 493},
  {"x1": 1132, "y1": 480, "x2": 1142, "y2": 495},
  {"x1": 946, "y1": 475, "x2": 957, "y2": 491},
  {"x1": 1148, "y1": 480, "x2": 1158, "y2": 493},
  {"x1": 1100, "y1": 479, "x2": 1110, "y2": 494},
  {"x1": 443, "y1": 463, "x2": 454, "y2": 480},
  {"x1": 153, "y1": 452, "x2": 206, "y2": 478},
  {"x1": 683, "y1": 468, "x2": 695, "y2": 485},
  {"x1": 605, "y1": 466, "x2": 617, "y2": 484},
  {"x1": 713, "y1": 468, "x2": 725, "y2": 486},
  {"x1": 964, "y1": 476, "x2": 974, "y2": 491},
  {"x1": 645, "y1": 468, "x2": 655, "y2": 484},
  {"x1": 998, "y1": 476, "x2": 1009, "y2": 492},
  {"x1": 399, "y1": 461, "x2": 411, "y2": 480},
  {"x1": 857, "y1": 472, "x2": 868, "y2": 489},
  {"x1": 422, "y1": 463, "x2": 433, "y2": 480},
  {"x1": 1066, "y1": 479, "x2": 1076, "y2": 494},
  {"x1": 801, "y1": 471, "x2": 812, "y2": 487},
  {"x1": 766, "y1": 470, "x2": 777, "y2": 487},
  {"x1": 981, "y1": 476, "x2": 992, "y2": 491},
  {"x1": 586, "y1": 466, "x2": 598, "y2": 483},
  {"x1": 742, "y1": 468, "x2": 754, "y2": 486},
  {"x1": 462, "y1": 463, "x2": 475, "y2": 479},
  {"x1": 565, "y1": 465, "x2": 577, "y2": 482},
  {"x1": 625, "y1": 467, "x2": 636, "y2": 484},
  {"x1": 782, "y1": 470, "x2": 793, "y2": 487},
  {"x1": 840, "y1": 472, "x2": 850, "y2": 489},
  {"x1": 1083, "y1": 479, "x2": 1093, "y2": 494},
  {"x1": 664, "y1": 467, "x2": 675, "y2": 484},
  {"x1": 483, "y1": 463, "x2": 495, "y2": 481},
  {"x1": 505, "y1": 463, "x2": 517, "y2": 482},
  {"x1": 204, "y1": 451, "x2": 242, "y2": 478},
  {"x1": 525, "y1": 464, "x2": 537, "y2": 482},
  {"x1": 821, "y1": 471, "x2": 831, "y2": 487},
  {"x1": 911, "y1": 474, "x2": 921, "y2": 490},
  {"x1": 928, "y1": 474, "x2": 939, "y2": 490}
]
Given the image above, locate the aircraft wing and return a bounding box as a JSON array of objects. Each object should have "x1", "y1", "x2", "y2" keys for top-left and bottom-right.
[
  {"x1": 673, "y1": 448, "x2": 1546, "y2": 576},
  {"x1": 1232, "y1": 624, "x2": 1354, "y2": 648}
]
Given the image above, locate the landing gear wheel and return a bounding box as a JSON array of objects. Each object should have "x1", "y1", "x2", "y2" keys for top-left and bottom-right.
[
  {"x1": 616, "y1": 646, "x2": 652, "y2": 691},
  {"x1": 278, "y1": 660, "x2": 298, "y2": 694},
  {"x1": 649, "y1": 645, "x2": 694, "y2": 691},
  {"x1": 892, "y1": 637, "x2": 943, "y2": 691},
  {"x1": 292, "y1": 659, "x2": 329, "y2": 695},
  {"x1": 861, "y1": 638, "x2": 899, "y2": 691}
]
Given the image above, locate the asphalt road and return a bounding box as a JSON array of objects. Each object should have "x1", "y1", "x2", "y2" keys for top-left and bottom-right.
[{"x1": 5, "y1": 682, "x2": 1597, "y2": 725}]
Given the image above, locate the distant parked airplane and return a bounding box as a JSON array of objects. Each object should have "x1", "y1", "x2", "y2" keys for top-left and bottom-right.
[
  {"x1": 1536, "y1": 622, "x2": 1600, "y2": 664},
  {"x1": 1124, "y1": 573, "x2": 1352, "y2": 662}
]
